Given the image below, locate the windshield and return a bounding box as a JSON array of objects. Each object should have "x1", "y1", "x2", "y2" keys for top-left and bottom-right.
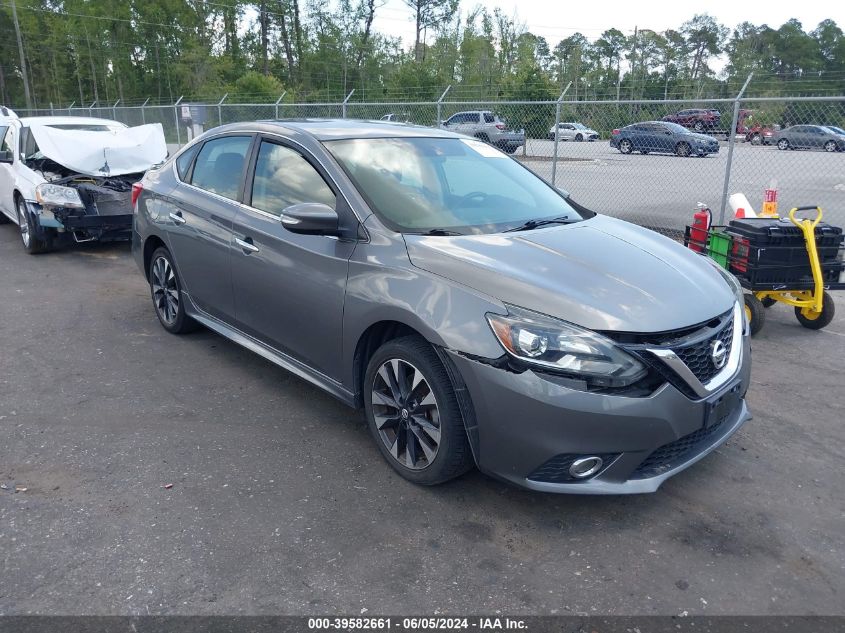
[
  {"x1": 46, "y1": 124, "x2": 125, "y2": 132},
  {"x1": 661, "y1": 122, "x2": 689, "y2": 133},
  {"x1": 326, "y1": 137, "x2": 586, "y2": 234},
  {"x1": 572, "y1": 123, "x2": 586, "y2": 129},
  {"x1": 826, "y1": 126, "x2": 845, "y2": 135}
]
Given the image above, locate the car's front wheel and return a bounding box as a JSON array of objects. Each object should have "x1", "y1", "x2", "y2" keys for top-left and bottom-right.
[
  {"x1": 694, "y1": 121, "x2": 705, "y2": 132},
  {"x1": 149, "y1": 247, "x2": 199, "y2": 334},
  {"x1": 16, "y1": 196, "x2": 51, "y2": 254},
  {"x1": 364, "y1": 336, "x2": 474, "y2": 485},
  {"x1": 675, "y1": 142, "x2": 691, "y2": 157}
]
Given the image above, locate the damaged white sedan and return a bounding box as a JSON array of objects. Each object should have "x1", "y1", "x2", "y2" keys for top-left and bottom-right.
[{"x1": 0, "y1": 115, "x2": 167, "y2": 253}]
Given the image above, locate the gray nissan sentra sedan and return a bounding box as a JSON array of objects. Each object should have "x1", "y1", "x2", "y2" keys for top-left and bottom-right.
[{"x1": 131, "y1": 120, "x2": 751, "y2": 494}]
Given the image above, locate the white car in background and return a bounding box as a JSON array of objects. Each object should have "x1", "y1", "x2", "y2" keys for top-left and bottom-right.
[
  {"x1": 548, "y1": 122, "x2": 600, "y2": 141},
  {"x1": 0, "y1": 115, "x2": 167, "y2": 253}
]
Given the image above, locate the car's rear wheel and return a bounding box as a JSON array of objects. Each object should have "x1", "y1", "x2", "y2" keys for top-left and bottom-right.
[
  {"x1": 619, "y1": 139, "x2": 633, "y2": 154},
  {"x1": 824, "y1": 141, "x2": 837, "y2": 153},
  {"x1": 694, "y1": 121, "x2": 705, "y2": 132},
  {"x1": 675, "y1": 142, "x2": 691, "y2": 157},
  {"x1": 749, "y1": 133, "x2": 762, "y2": 145},
  {"x1": 777, "y1": 139, "x2": 790, "y2": 150},
  {"x1": 364, "y1": 336, "x2": 474, "y2": 485},
  {"x1": 149, "y1": 247, "x2": 199, "y2": 334},
  {"x1": 16, "y1": 196, "x2": 51, "y2": 254}
]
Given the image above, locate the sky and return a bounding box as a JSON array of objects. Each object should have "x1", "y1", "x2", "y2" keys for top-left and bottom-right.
[{"x1": 371, "y1": 0, "x2": 844, "y2": 50}]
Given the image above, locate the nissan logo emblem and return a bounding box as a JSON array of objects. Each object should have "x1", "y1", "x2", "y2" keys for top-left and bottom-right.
[{"x1": 710, "y1": 340, "x2": 727, "y2": 369}]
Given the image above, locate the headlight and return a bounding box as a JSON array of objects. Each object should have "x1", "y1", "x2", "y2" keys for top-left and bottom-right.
[
  {"x1": 35, "y1": 183, "x2": 84, "y2": 209},
  {"x1": 486, "y1": 306, "x2": 647, "y2": 388}
]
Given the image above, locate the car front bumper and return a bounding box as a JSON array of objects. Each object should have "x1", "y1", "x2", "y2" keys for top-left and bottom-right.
[{"x1": 445, "y1": 333, "x2": 751, "y2": 494}]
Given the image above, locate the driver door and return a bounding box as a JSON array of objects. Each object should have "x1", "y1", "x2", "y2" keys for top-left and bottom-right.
[{"x1": 0, "y1": 125, "x2": 18, "y2": 220}]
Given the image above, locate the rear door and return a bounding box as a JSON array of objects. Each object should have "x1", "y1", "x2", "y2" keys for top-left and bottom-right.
[
  {"x1": 230, "y1": 136, "x2": 357, "y2": 379},
  {"x1": 0, "y1": 125, "x2": 18, "y2": 219},
  {"x1": 165, "y1": 134, "x2": 254, "y2": 322}
]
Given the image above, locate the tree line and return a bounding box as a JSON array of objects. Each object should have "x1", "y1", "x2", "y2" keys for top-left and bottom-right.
[{"x1": 1, "y1": 0, "x2": 844, "y2": 109}]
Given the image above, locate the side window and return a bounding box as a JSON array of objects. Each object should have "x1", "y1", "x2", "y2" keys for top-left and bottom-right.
[
  {"x1": 189, "y1": 135, "x2": 252, "y2": 200},
  {"x1": 1, "y1": 126, "x2": 15, "y2": 155},
  {"x1": 175, "y1": 143, "x2": 201, "y2": 180},
  {"x1": 250, "y1": 141, "x2": 336, "y2": 215},
  {"x1": 483, "y1": 113, "x2": 495, "y2": 123}
]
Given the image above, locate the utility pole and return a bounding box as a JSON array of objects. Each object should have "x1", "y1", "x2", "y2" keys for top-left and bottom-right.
[{"x1": 11, "y1": 0, "x2": 33, "y2": 109}]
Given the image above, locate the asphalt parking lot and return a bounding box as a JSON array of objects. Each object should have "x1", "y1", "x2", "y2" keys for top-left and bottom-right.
[
  {"x1": 1, "y1": 226, "x2": 844, "y2": 616},
  {"x1": 519, "y1": 140, "x2": 845, "y2": 234}
]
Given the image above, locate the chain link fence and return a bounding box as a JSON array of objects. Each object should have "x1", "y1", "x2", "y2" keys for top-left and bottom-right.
[{"x1": 14, "y1": 95, "x2": 845, "y2": 237}]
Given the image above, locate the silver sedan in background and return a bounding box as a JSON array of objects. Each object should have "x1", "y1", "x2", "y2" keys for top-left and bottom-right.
[{"x1": 548, "y1": 122, "x2": 600, "y2": 141}]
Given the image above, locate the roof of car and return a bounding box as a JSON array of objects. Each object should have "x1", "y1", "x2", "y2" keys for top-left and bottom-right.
[
  {"x1": 18, "y1": 116, "x2": 127, "y2": 128},
  {"x1": 222, "y1": 119, "x2": 462, "y2": 141}
]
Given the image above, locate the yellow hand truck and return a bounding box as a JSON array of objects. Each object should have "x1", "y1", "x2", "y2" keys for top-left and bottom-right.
[{"x1": 685, "y1": 206, "x2": 844, "y2": 335}]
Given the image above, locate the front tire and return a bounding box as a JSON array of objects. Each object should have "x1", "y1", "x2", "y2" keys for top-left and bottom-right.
[
  {"x1": 364, "y1": 336, "x2": 473, "y2": 485},
  {"x1": 16, "y1": 196, "x2": 51, "y2": 254},
  {"x1": 619, "y1": 139, "x2": 633, "y2": 154},
  {"x1": 795, "y1": 291, "x2": 835, "y2": 330},
  {"x1": 575, "y1": 133, "x2": 583, "y2": 142},
  {"x1": 744, "y1": 294, "x2": 765, "y2": 336},
  {"x1": 149, "y1": 247, "x2": 199, "y2": 334},
  {"x1": 675, "y1": 142, "x2": 691, "y2": 157},
  {"x1": 694, "y1": 121, "x2": 705, "y2": 132}
]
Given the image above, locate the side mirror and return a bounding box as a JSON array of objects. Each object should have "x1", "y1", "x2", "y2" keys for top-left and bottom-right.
[
  {"x1": 0, "y1": 150, "x2": 13, "y2": 164},
  {"x1": 280, "y1": 202, "x2": 340, "y2": 235}
]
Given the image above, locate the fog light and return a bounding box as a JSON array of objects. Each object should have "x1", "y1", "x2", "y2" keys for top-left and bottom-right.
[{"x1": 568, "y1": 456, "x2": 604, "y2": 479}]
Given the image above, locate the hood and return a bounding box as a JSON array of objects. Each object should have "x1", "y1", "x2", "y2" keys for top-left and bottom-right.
[
  {"x1": 29, "y1": 123, "x2": 167, "y2": 177},
  {"x1": 684, "y1": 131, "x2": 718, "y2": 142},
  {"x1": 404, "y1": 215, "x2": 734, "y2": 333}
]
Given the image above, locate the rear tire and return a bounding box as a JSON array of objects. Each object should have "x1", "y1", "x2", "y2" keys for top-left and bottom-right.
[
  {"x1": 619, "y1": 139, "x2": 633, "y2": 154},
  {"x1": 149, "y1": 247, "x2": 199, "y2": 334},
  {"x1": 364, "y1": 336, "x2": 474, "y2": 485},
  {"x1": 824, "y1": 141, "x2": 836, "y2": 153},
  {"x1": 16, "y1": 196, "x2": 52, "y2": 254},
  {"x1": 777, "y1": 139, "x2": 790, "y2": 151},
  {"x1": 744, "y1": 294, "x2": 765, "y2": 336},
  {"x1": 795, "y1": 291, "x2": 835, "y2": 330},
  {"x1": 694, "y1": 121, "x2": 705, "y2": 132},
  {"x1": 750, "y1": 133, "x2": 762, "y2": 146}
]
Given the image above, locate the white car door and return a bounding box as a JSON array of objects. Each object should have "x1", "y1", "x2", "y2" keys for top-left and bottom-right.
[{"x1": 0, "y1": 125, "x2": 19, "y2": 220}]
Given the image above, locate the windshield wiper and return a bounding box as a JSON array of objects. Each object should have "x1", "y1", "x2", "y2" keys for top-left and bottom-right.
[
  {"x1": 409, "y1": 228, "x2": 465, "y2": 236},
  {"x1": 503, "y1": 216, "x2": 573, "y2": 233}
]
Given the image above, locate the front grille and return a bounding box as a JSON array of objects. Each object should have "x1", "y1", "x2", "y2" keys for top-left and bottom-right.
[
  {"x1": 631, "y1": 416, "x2": 731, "y2": 479},
  {"x1": 527, "y1": 453, "x2": 619, "y2": 484},
  {"x1": 671, "y1": 317, "x2": 733, "y2": 384}
]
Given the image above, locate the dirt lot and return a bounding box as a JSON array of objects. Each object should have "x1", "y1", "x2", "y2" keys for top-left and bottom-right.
[{"x1": 0, "y1": 226, "x2": 843, "y2": 616}]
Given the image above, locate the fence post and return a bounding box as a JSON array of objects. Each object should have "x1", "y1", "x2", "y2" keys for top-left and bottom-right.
[
  {"x1": 112, "y1": 99, "x2": 120, "y2": 122},
  {"x1": 217, "y1": 93, "x2": 228, "y2": 127},
  {"x1": 551, "y1": 82, "x2": 572, "y2": 186},
  {"x1": 436, "y1": 85, "x2": 451, "y2": 127},
  {"x1": 67, "y1": 101, "x2": 75, "y2": 116},
  {"x1": 50, "y1": 102, "x2": 54, "y2": 116},
  {"x1": 342, "y1": 90, "x2": 355, "y2": 119},
  {"x1": 174, "y1": 96, "x2": 183, "y2": 146},
  {"x1": 141, "y1": 97, "x2": 149, "y2": 124},
  {"x1": 274, "y1": 91, "x2": 287, "y2": 119},
  {"x1": 88, "y1": 100, "x2": 97, "y2": 116},
  {"x1": 719, "y1": 73, "x2": 753, "y2": 224}
]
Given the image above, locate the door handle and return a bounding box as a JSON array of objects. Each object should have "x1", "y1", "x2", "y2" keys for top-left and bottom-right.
[
  {"x1": 169, "y1": 212, "x2": 186, "y2": 225},
  {"x1": 235, "y1": 237, "x2": 259, "y2": 254}
]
